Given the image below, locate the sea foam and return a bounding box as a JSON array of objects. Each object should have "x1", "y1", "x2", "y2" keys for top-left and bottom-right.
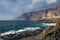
[
  {"x1": 42, "y1": 23, "x2": 56, "y2": 26},
  {"x1": 0, "y1": 23, "x2": 56, "y2": 36},
  {"x1": 0, "y1": 30, "x2": 15, "y2": 36},
  {"x1": 0, "y1": 27, "x2": 41, "y2": 36}
]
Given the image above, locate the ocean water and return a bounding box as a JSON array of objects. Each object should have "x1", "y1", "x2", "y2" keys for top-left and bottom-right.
[
  {"x1": 0, "y1": 20, "x2": 42, "y2": 33},
  {"x1": 0, "y1": 20, "x2": 56, "y2": 35}
]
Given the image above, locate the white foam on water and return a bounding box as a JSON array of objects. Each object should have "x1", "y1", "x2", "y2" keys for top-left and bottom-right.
[
  {"x1": 16, "y1": 29, "x2": 26, "y2": 33},
  {"x1": 0, "y1": 30, "x2": 15, "y2": 36},
  {"x1": 42, "y1": 23, "x2": 56, "y2": 26},
  {"x1": 16, "y1": 27, "x2": 40, "y2": 33},
  {"x1": 0, "y1": 23, "x2": 56, "y2": 36},
  {"x1": 0, "y1": 27, "x2": 41, "y2": 36},
  {"x1": 24, "y1": 27, "x2": 40, "y2": 31}
]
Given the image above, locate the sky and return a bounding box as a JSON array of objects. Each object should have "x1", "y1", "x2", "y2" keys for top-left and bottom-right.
[{"x1": 0, "y1": 0, "x2": 59, "y2": 20}]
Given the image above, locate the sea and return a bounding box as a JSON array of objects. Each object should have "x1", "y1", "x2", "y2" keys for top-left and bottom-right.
[{"x1": 0, "y1": 20, "x2": 56, "y2": 36}]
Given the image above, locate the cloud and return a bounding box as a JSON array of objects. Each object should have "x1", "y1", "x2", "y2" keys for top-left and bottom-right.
[
  {"x1": 0, "y1": 0, "x2": 31, "y2": 19},
  {"x1": 26, "y1": 0, "x2": 57, "y2": 11},
  {"x1": 46, "y1": 0, "x2": 57, "y2": 4},
  {"x1": 26, "y1": 0, "x2": 44, "y2": 11},
  {"x1": 0, "y1": 0, "x2": 58, "y2": 20},
  {"x1": 0, "y1": 0, "x2": 24, "y2": 19}
]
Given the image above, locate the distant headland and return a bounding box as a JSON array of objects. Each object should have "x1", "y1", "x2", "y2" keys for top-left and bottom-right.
[{"x1": 15, "y1": 6, "x2": 60, "y2": 21}]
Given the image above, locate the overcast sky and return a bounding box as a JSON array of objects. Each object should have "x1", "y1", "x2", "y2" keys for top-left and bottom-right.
[{"x1": 0, "y1": 0, "x2": 59, "y2": 20}]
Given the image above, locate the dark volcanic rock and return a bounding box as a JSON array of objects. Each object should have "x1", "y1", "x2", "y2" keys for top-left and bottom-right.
[{"x1": 0, "y1": 29, "x2": 42, "y2": 40}]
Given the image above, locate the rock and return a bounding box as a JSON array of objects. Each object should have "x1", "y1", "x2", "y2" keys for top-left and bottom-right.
[
  {"x1": 0, "y1": 29, "x2": 42, "y2": 40},
  {"x1": 15, "y1": 7, "x2": 60, "y2": 20}
]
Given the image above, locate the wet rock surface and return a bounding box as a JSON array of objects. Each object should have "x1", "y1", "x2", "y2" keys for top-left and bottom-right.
[{"x1": 0, "y1": 29, "x2": 42, "y2": 40}]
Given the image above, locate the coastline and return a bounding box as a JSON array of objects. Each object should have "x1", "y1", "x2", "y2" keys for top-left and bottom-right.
[
  {"x1": 0, "y1": 28, "x2": 42, "y2": 40},
  {"x1": 0, "y1": 23, "x2": 57, "y2": 40}
]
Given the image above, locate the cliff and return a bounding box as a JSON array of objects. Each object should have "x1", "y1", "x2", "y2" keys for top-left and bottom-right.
[{"x1": 16, "y1": 7, "x2": 60, "y2": 20}]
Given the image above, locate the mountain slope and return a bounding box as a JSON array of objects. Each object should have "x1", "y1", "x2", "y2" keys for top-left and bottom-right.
[{"x1": 16, "y1": 7, "x2": 60, "y2": 20}]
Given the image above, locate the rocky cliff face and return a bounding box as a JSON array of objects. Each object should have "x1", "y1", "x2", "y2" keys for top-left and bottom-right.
[{"x1": 16, "y1": 7, "x2": 60, "y2": 20}]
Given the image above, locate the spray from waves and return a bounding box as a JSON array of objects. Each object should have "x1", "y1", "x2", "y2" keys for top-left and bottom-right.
[
  {"x1": 42, "y1": 23, "x2": 56, "y2": 26},
  {"x1": 16, "y1": 27, "x2": 41, "y2": 33},
  {"x1": 0, "y1": 30, "x2": 16, "y2": 36},
  {"x1": 0, "y1": 27, "x2": 41, "y2": 36}
]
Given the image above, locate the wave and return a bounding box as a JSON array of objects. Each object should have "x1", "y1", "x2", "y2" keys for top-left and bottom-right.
[
  {"x1": 0, "y1": 23, "x2": 56, "y2": 36},
  {"x1": 42, "y1": 23, "x2": 56, "y2": 26},
  {"x1": 0, "y1": 27, "x2": 41, "y2": 36},
  {"x1": 0, "y1": 30, "x2": 16, "y2": 36},
  {"x1": 16, "y1": 27, "x2": 41, "y2": 33}
]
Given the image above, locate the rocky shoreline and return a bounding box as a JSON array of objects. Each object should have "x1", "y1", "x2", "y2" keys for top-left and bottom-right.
[
  {"x1": 0, "y1": 19, "x2": 60, "y2": 40},
  {"x1": 0, "y1": 25, "x2": 60, "y2": 40},
  {"x1": 0, "y1": 29, "x2": 43, "y2": 40}
]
